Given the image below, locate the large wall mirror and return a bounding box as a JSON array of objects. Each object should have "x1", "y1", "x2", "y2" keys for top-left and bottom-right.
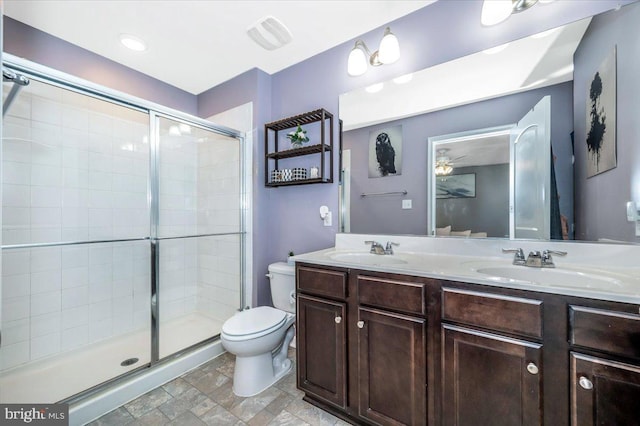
[{"x1": 339, "y1": 1, "x2": 640, "y2": 244}]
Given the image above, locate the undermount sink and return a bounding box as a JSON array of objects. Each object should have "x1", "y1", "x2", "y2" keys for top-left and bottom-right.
[
  {"x1": 326, "y1": 252, "x2": 408, "y2": 265},
  {"x1": 474, "y1": 265, "x2": 629, "y2": 293}
]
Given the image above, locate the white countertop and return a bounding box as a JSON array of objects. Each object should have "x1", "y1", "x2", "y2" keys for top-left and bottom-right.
[{"x1": 292, "y1": 233, "x2": 640, "y2": 304}]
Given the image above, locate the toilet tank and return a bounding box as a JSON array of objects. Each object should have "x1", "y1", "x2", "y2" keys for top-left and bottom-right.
[{"x1": 268, "y1": 262, "x2": 295, "y2": 313}]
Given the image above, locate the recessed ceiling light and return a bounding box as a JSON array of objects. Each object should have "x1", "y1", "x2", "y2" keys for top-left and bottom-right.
[{"x1": 120, "y1": 34, "x2": 147, "y2": 52}]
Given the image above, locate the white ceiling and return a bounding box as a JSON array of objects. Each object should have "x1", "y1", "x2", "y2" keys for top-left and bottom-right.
[{"x1": 4, "y1": 0, "x2": 435, "y2": 95}]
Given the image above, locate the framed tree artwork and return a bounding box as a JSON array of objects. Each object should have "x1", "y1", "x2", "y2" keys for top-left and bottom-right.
[{"x1": 586, "y1": 47, "x2": 616, "y2": 178}]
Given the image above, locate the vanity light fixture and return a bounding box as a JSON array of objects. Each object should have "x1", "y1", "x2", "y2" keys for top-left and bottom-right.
[
  {"x1": 481, "y1": 0, "x2": 540, "y2": 27},
  {"x1": 119, "y1": 34, "x2": 147, "y2": 52},
  {"x1": 347, "y1": 27, "x2": 400, "y2": 76}
]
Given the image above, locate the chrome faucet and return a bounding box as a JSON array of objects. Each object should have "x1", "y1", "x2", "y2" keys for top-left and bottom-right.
[
  {"x1": 541, "y1": 249, "x2": 567, "y2": 268},
  {"x1": 365, "y1": 240, "x2": 399, "y2": 255},
  {"x1": 385, "y1": 241, "x2": 399, "y2": 255},
  {"x1": 525, "y1": 251, "x2": 543, "y2": 267},
  {"x1": 365, "y1": 241, "x2": 386, "y2": 255},
  {"x1": 503, "y1": 248, "x2": 567, "y2": 268},
  {"x1": 502, "y1": 248, "x2": 526, "y2": 265}
]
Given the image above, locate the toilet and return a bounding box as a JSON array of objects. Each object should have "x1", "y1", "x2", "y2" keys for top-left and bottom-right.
[{"x1": 221, "y1": 262, "x2": 296, "y2": 397}]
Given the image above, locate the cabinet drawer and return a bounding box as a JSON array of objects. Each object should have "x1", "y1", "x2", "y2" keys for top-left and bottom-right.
[
  {"x1": 357, "y1": 275, "x2": 425, "y2": 316},
  {"x1": 570, "y1": 305, "x2": 640, "y2": 359},
  {"x1": 297, "y1": 265, "x2": 347, "y2": 300},
  {"x1": 442, "y1": 288, "x2": 543, "y2": 339}
]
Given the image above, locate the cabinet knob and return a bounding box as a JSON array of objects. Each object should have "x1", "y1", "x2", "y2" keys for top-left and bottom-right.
[
  {"x1": 579, "y1": 376, "x2": 593, "y2": 390},
  {"x1": 334, "y1": 316, "x2": 342, "y2": 324},
  {"x1": 526, "y1": 362, "x2": 539, "y2": 375},
  {"x1": 357, "y1": 320, "x2": 365, "y2": 329}
]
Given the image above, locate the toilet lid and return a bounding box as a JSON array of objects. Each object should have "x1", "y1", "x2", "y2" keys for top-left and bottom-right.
[{"x1": 222, "y1": 306, "x2": 287, "y2": 337}]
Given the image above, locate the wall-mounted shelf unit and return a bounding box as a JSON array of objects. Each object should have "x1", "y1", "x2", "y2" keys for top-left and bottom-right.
[{"x1": 265, "y1": 108, "x2": 333, "y2": 187}]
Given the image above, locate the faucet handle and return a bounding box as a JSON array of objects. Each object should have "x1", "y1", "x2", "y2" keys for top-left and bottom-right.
[
  {"x1": 544, "y1": 250, "x2": 567, "y2": 257},
  {"x1": 542, "y1": 249, "x2": 567, "y2": 268},
  {"x1": 364, "y1": 240, "x2": 384, "y2": 254},
  {"x1": 385, "y1": 242, "x2": 399, "y2": 254},
  {"x1": 502, "y1": 248, "x2": 525, "y2": 264}
]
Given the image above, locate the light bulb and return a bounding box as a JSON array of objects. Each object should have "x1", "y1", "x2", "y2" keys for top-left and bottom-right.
[
  {"x1": 378, "y1": 27, "x2": 400, "y2": 64},
  {"x1": 481, "y1": 0, "x2": 513, "y2": 26},
  {"x1": 347, "y1": 42, "x2": 368, "y2": 76}
]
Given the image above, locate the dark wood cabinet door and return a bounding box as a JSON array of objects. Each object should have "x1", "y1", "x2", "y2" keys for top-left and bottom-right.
[
  {"x1": 442, "y1": 324, "x2": 543, "y2": 426},
  {"x1": 357, "y1": 307, "x2": 426, "y2": 426},
  {"x1": 571, "y1": 352, "x2": 640, "y2": 426},
  {"x1": 297, "y1": 294, "x2": 347, "y2": 409}
]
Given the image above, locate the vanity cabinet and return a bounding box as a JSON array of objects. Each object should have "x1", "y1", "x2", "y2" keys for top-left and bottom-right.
[
  {"x1": 568, "y1": 305, "x2": 640, "y2": 425},
  {"x1": 296, "y1": 260, "x2": 640, "y2": 426},
  {"x1": 570, "y1": 353, "x2": 640, "y2": 425},
  {"x1": 296, "y1": 263, "x2": 437, "y2": 426},
  {"x1": 297, "y1": 294, "x2": 347, "y2": 408},
  {"x1": 441, "y1": 288, "x2": 544, "y2": 426},
  {"x1": 296, "y1": 265, "x2": 348, "y2": 409},
  {"x1": 356, "y1": 274, "x2": 427, "y2": 426},
  {"x1": 441, "y1": 326, "x2": 543, "y2": 426}
]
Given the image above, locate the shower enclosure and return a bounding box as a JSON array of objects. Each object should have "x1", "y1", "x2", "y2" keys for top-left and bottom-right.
[{"x1": 0, "y1": 58, "x2": 245, "y2": 404}]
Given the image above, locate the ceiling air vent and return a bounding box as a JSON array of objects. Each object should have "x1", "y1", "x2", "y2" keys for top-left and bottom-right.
[{"x1": 247, "y1": 15, "x2": 292, "y2": 51}]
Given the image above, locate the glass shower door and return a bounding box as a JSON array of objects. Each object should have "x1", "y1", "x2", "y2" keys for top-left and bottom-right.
[
  {"x1": 1, "y1": 76, "x2": 152, "y2": 403},
  {"x1": 155, "y1": 116, "x2": 242, "y2": 359}
]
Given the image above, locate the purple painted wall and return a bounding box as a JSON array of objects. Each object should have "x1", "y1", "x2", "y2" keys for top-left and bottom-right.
[
  {"x1": 344, "y1": 82, "x2": 574, "y2": 236},
  {"x1": 264, "y1": 0, "x2": 628, "y2": 267},
  {"x1": 196, "y1": 67, "x2": 275, "y2": 306},
  {"x1": 3, "y1": 0, "x2": 631, "y2": 306},
  {"x1": 436, "y1": 164, "x2": 511, "y2": 238},
  {"x1": 573, "y1": 2, "x2": 640, "y2": 242},
  {"x1": 3, "y1": 17, "x2": 197, "y2": 114}
]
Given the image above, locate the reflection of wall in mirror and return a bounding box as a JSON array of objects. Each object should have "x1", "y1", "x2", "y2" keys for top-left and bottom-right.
[
  {"x1": 436, "y1": 166, "x2": 509, "y2": 238},
  {"x1": 574, "y1": 2, "x2": 639, "y2": 242},
  {"x1": 343, "y1": 83, "x2": 574, "y2": 236}
]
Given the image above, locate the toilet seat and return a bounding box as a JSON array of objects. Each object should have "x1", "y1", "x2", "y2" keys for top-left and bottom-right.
[{"x1": 222, "y1": 306, "x2": 288, "y2": 341}]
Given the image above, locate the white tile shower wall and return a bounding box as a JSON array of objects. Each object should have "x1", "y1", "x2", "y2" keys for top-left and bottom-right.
[
  {"x1": 157, "y1": 124, "x2": 240, "y2": 330},
  {"x1": 2, "y1": 80, "x2": 150, "y2": 246},
  {"x1": 196, "y1": 135, "x2": 240, "y2": 235},
  {"x1": 195, "y1": 235, "x2": 241, "y2": 323},
  {"x1": 0, "y1": 242, "x2": 150, "y2": 371},
  {"x1": 158, "y1": 238, "x2": 198, "y2": 322},
  {"x1": 158, "y1": 128, "x2": 198, "y2": 239},
  {"x1": 195, "y1": 133, "x2": 241, "y2": 322}
]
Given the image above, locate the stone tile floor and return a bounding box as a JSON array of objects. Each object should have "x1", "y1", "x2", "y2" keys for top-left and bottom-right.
[{"x1": 89, "y1": 348, "x2": 352, "y2": 425}]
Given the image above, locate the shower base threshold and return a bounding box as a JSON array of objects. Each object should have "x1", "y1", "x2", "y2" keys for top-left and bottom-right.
[{"x1": 0, "y1": 312, "x2": 223, "y2": 404}]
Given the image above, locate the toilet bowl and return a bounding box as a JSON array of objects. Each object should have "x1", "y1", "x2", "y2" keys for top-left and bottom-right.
[{"x1": 221, "y1": 262, "x2": 295, "y2": 397}]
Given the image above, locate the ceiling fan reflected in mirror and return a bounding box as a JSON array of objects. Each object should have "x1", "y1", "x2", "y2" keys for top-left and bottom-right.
[{"x1": 434, "y1": 149, "x2": 465, "y2": 176}]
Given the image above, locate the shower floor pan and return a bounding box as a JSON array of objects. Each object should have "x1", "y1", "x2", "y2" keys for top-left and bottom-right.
[{"x1": 0, "y1": 313, "x2": 223, "y2": 404}]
